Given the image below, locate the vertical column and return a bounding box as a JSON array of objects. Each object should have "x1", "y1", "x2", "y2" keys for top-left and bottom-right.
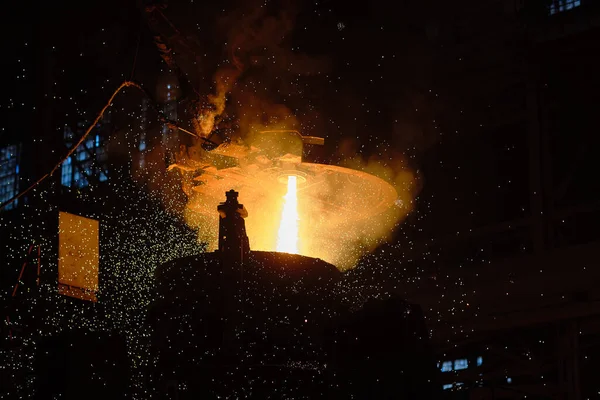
[
  {"x1": 540, "y1": 88, "x2": 555, "y2": 251},
  {"x1": 558, "y1": 321, "x2": 581, "y2": 400},
  {"x1": 527, "y1": 60, "x2": 545, "y2": 255}
]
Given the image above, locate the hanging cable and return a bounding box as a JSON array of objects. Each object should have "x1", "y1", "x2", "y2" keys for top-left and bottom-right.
[{"x1": 0, "y1": 80, "x2": 214, "y2": 211}]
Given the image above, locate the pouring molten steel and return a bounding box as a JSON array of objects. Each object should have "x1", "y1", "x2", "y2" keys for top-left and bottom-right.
[
  {"x1": 170, "y1": 131, "x2": 413, "y2": 270},
  {"x1": 276, "y1": 175, "x2": 299, "y2": 254}
]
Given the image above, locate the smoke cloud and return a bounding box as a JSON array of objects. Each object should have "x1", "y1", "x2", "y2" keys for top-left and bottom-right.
[
  {"x1": 192, "y1": 0, "x2": 329, "y2": 139},
  {"x1": 298, "y1": 139, "x2": 419, "y2": 269},
  {"x1": 133, "y1": 0, "x2": 422, "y2": 270}
]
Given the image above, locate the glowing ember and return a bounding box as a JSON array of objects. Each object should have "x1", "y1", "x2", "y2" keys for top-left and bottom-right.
[{"x1": 276, "y1": 175, "x2": 299, "y2": 254}]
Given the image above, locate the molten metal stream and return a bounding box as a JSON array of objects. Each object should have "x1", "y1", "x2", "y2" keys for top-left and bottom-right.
[{"x1": 276, "y1": 175, "x2": 299, "y2": 254}]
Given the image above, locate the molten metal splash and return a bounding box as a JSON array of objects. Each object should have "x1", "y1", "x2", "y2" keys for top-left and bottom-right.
[{"x1": 276, "y1": 175, "x2": 299, "y2": 254}]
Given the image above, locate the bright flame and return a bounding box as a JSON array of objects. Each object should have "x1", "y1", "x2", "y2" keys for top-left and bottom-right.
[{"x1": 276, "y1": 175, "x2": 299, "y2": 254}]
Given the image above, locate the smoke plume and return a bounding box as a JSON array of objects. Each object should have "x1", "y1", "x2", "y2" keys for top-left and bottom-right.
[{"x1": 134, "y1": 0, "x2": 422, "y2": 270}]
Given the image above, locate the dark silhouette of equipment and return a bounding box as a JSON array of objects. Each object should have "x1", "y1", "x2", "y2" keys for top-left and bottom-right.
[
  {"x1": 334, "y1": 297, "x2": 440, "y2": 399},
  {"x1": 216, "y1": 189, "x2": 250, "y2": 361},
  {"x1": 34, "y1": 330, "x2": 129, "y2": 400},
  {"x1": 217, "y1": 189, "x2": 250, "y2": 262},
  {"x1": 138, "y1": 0, "x2": 197, "y2": 102},
  {"x1": 147, "y1": 189, "x2": 441, "y2": 398}
]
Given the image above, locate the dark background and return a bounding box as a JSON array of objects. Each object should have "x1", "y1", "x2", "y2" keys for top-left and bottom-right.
[{"x1": 2, "y1": 0, "x2": 600, "y2": 398}]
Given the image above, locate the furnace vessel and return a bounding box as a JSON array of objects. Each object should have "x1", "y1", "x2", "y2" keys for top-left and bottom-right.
[{"x1": 148, "y1": 190, "x2": 440, "y2": 399}]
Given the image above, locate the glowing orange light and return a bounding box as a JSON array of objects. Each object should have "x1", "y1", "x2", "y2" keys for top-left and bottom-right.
[
  {"x1": 276, "y1": 175, "x2": 299, "y2": 254},
  {"x1": 178, "y1": 143, "x2": 408, "y2": 269}
]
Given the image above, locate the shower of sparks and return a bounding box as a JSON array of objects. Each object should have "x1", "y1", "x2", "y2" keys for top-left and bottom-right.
[
  {"x1": 0, "y1": 177, "x2": 204, "y2": 398},
  {"x1": 0, "y1": 1, "x2": 506, "y2": 397},
  {"x1": 2, "y1": 0, "x2": 594, "y2": 395},
  {"x1": 276, "y1": 175, "x2": 299, "y2": 254}
]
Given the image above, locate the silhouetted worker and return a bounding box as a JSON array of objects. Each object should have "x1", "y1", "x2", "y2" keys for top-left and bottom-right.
[
  {"x1": 217, "y1": 189, "x2": 250, "y2": 262},
  {"x1": 217, "y1": 190, "x2": 250, "y2": 361}
]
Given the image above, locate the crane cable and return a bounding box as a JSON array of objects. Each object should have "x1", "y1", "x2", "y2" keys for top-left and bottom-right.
[{"x1": 0, "y1": 80, "x2": 212, "y2": 211}]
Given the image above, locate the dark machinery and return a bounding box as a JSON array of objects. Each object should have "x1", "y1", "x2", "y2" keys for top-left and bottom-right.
[
  {"x1": 148, "y1": 190, "x2": 440, "y2": 399},
  {"x1": 217, "y1": 189, "x2": 250, "y2": 262}
]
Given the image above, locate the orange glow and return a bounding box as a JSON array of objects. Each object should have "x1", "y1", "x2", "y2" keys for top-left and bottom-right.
[
  {"x1": 276, "y1": 175, "x2": 299, "y2": 254},
  {"x1": 169, "y1": 139, "x2": 415, "y2": 270}
]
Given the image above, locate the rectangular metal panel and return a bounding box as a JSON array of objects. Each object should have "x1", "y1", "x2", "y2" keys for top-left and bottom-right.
[{"x1": 58, "y1": 211, "x2": 99, "y2": 302}]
